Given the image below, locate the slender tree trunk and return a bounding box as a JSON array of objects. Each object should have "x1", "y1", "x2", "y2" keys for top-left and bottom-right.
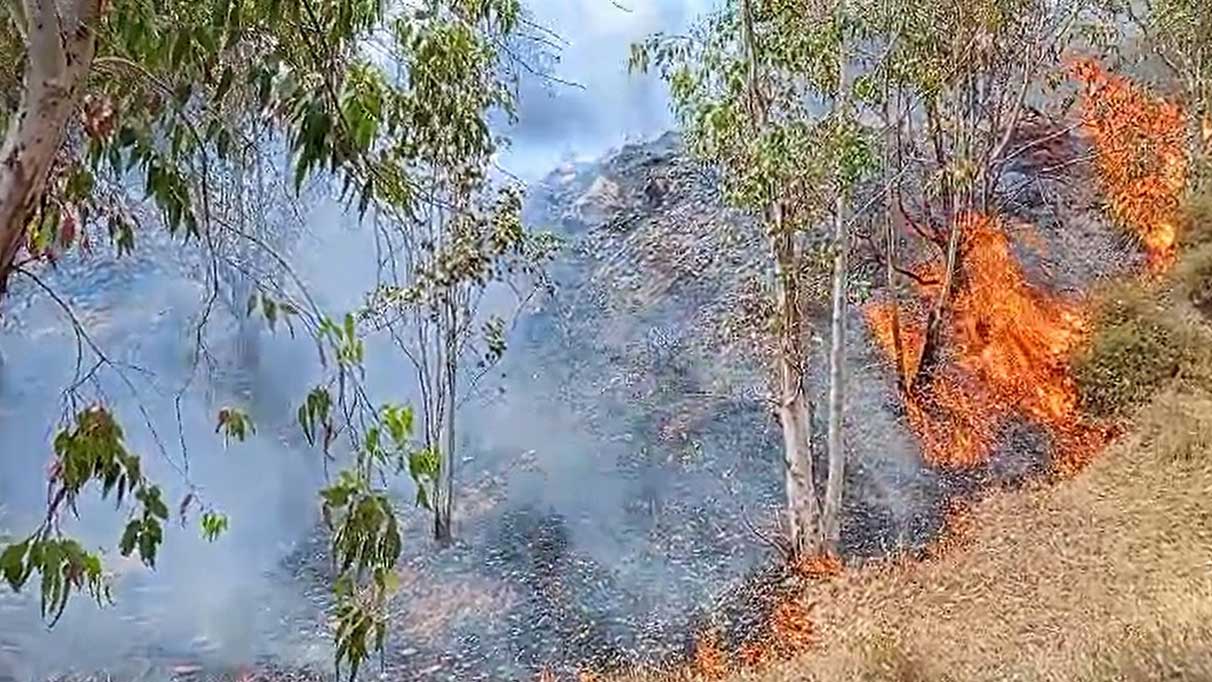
[
  {"x1": 821, "y1": 194, "x2": 848, "y2": 553},
  {"x1": 914, "y1": 200, "x2": 962, "y2": 389},
  {"x1": 914, "y1": 85, "x2": 968, "y2": 390},
  {"x1": 741, "y1": 0, "x2": 821, "y2": 558},
  {"x1": 821, "y1": 25, "x2": 850, "y2": 554},
  {"x1": 886, "y1": 202, "x2": 906, "y2": 389},
  {"x1": 433, "y1": 299, "x2": 457, "y2": 544},
  {"x1": 772, "y1": 201, "x2": 820, "y2": 558},
  {"x1": 887, "y1": 87, "x2": 908, "y2": 393},
  {"x1": 0, "y1": 0, "x2": 102, "y2": 295}
]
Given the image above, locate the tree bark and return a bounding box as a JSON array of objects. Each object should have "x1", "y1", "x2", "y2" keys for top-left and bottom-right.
[
  {"x1": 433, "y1": 299, "x2": 457, "y2": 544},
  {"x1": 913, "y1": 206, "x2": 962, "y2": 389},
  {"x1": 741, "y1": 0, "x2": 821, "y2": 559},
  {"x1": 821, "y1": 193, "x2": 848, "y2": 552},
  {"x1": 821, "y1": 21, "x2": 850, "y2": 554},
  {"x1": 887, "y1": 87, "x2": 908, "y2": 393},
  {"x1": 0, "y1": 0, "x2": 102, "y2": 295},
  {"x1": 772, "y1": 201, "x2": 821, "y2": 558}
]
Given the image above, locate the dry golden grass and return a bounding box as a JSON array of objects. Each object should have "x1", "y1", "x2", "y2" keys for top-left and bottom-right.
[
  {"x1": 761, "y1": 387, "x2": 1212, "y2": 682},
  {"x1": 616, "y1": 386, "x2": 1212, "y2": 682}
]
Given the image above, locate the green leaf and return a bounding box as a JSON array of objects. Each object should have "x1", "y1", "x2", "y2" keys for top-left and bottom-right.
[
  {"x1": 216, "y1": 407, "x2": 255, "y2": 444},
  {"x1": 1, "y1": 540, "x2": 29, "y2": 591},
  {"x1": 263, "y1": 296, "x2": 278, "y2": 331},
  {"x1": 200, "y1": 512, "x2": 229, "y2": 542},
  {"x1": 170, "y1": 31, "x2": 191, "y2": 69},
  {"x1": 119, "y1": 520, "x2": 140, "y2": 557}
]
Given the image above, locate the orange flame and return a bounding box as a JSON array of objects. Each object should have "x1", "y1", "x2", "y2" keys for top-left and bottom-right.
[
  {"x1": 723, "y1": 599, "x2": 818, "y2": 673},
  {"x1": 1071, "y1": 57, "x2": 1188, "y2": 272},
  {"x1": 692, "y1": 632, "x2": 729, "y2": 680},
  {"x1": 866, "y1": 213, "x2": 1108, "y2": 471},
  {"x1": 793, "y1": 552, "x2": 843, "y2": 580},
  {"x1": 770, "y1": 600, "x2": 815, "y2": 656},
  {"x1": 737, "y1": 641, "x2": 769, "y2": 670}
]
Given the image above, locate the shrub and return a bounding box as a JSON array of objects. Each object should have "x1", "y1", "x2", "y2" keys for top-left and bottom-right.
[
  {"x1": 1074, "y1": 284, "x2": 1183, "y2": 418},
  {"x1": 1180, "y1": 186, "x2": 1212, "y2": 250},
  {"x1": 1175, "y1": 244, "x2": 1212, "y2": 318}
]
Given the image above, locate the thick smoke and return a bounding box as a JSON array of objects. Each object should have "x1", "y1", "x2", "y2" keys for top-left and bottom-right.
[{"x1": 0, "y1": 248, "x2": 320, "y2": 678}]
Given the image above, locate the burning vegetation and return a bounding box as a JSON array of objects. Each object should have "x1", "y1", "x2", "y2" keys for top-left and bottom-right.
[
  {"x1": 865, "y1": 213, "x2": 1107, "y2": 473},
  {"x1": 1071, "y1": 58, "x2": 1189, "y2": 272},
  {"x1": 862, "y1": 59, "x2": 1193, "y2": 484},
  {"x1": 690, "y1": 590, "x2": 819, "y2": 680}
]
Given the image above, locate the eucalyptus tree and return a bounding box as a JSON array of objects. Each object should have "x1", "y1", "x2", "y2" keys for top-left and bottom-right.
[
  {"x1": 632, "y1": 0, "x2": 876, "y2": 558},
  {"x1": 361, "y1": 190, "x2": 556, "y2": 544},
  {"x1": 0, "y1": 0, "x2": 542, "y2": 675},
  {"x1": 331, "y1": 6, "x2": 558, "y2": 545}
]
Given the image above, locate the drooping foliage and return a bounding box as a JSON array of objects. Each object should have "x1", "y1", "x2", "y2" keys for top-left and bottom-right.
[{"x1": 0, "y1": 0, "x2": 543, "y2": 677}]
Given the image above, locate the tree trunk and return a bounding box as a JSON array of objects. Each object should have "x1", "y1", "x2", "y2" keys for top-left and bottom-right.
[
  {"x1": 913, "y1": 211, "x2": 962, "y2": 389},
  {"x1": 0, "y1": 0, "x2": 102, "y2": 295},
  {"x1": 821, "y1": 25, "x2": 850, "y2": 554},
  {"x1": 772, "y1": 201, "x2": 820, "y2": 558},
  {"x1": 433, "y1": 301, "x2": 457, "y2": 544},
  {"x1": 887, "y1": 87, "x2": 908, "y2": 393},
  {"x1": 821, "y1": 191, "x2": 848, "y2": 553},
  {"x1": 741, "y1": 0, "x2": 821, "y2": 558}
]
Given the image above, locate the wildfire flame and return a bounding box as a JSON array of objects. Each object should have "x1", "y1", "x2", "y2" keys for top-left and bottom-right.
[
  {"x1": 692, "y1": 632, "x2": 729, "y2": 680},
  {"x1": 866, "y1": 213, "x2": 1107, "y2": 471},
  {"x1": 691, "y1": 569, "x2": 827, "y2": 677},
  {"x1": 769, "y1": 600, "x2": 815, "y2": 656},
  {"x1": 1071, "y1": 57, "x2": 1189, "y2": 272},
  {"x1": 794, "y1": 552, "x2": 843, "y2": 580}
]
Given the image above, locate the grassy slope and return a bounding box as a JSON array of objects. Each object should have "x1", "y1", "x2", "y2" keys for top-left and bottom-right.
[
  {"x1": 720, "y1": 195, "x2": 1212, "y2": 682},
  {"x1": 747, "y1": 386, "x2": 1212, "y2": 682}
]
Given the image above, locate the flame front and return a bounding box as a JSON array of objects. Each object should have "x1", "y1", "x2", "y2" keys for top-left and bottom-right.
[
  {"x1": 1071, "y1": 58, "x2": 1189, "y2": 272},
  {"x1": 866, "y1": 214, "x2": 1105, "y2": 470}
]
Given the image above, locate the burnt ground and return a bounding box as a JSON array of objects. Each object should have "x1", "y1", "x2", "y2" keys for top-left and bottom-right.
[
  {"x1": 275, "y1": 126, "x2": 1129, "y2": 681},
  {"x1": 3, "y1": 116, "x2": 1139, "y2": 682}
]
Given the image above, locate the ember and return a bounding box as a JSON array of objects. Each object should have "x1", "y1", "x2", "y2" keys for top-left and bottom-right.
[
  {"x1": 793, "y1": 552, "x2": 843, "y2": 580},
  {"x1": 769, "y1": 600, "x2": 814, "y2": 657}
]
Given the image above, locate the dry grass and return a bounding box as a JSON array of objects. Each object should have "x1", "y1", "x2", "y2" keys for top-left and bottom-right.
[
  {"x1": 754, "y1": 387, "x2": 1212, "y2": 682},
  {"x1": 615, "y1": 386, "x2": 1212, "y2": 682}
]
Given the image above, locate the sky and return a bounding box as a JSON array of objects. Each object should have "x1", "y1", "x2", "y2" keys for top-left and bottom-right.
[{"x1": 499, "y1": 0, "x2": 714, "y2": 179}]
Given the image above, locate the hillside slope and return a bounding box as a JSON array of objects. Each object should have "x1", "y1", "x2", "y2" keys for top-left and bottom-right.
[{"x1": 746, "y1": 387, "x2": 1212, "y2": 682}]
